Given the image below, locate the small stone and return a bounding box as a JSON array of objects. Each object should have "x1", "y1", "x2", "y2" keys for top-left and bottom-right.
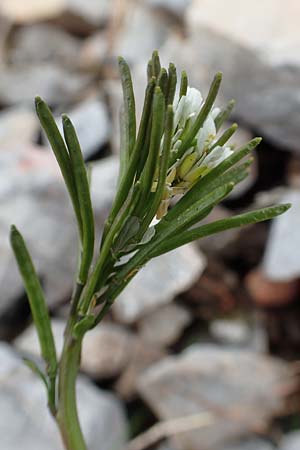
[
  {"x1": 51, "y1": 97, "x2": 110, "y2": 159},
  {"x1": 0, "y1": 107, "x2": 38, "y2": 146},
  {"x1": 79, "y1": 31, "x2": 108, "y2": 70},
  {"x1": 223, "y1": 437, "x2": 275, "y2": 450},
  {"x1": 245, "y1": 268, "x2": 298, "y2": 307},
  {"x1": 281, "y1": 431, "x2": 300, "y2": 450},
  {"x1": 113, "y1": 4, "x2": 169, "y2": 65},
  {"x1": 143, "y1": 0, "x2": 192, "y2": 16},
  {"x1": 138, "y1": 303, "x2": 191, "y2": 347},
  {"x1": 8, "y1": 24, "x2": 81, "y2": 68},
  {"x1": 210, "y1": 319, "x2": 251, "y2": 346},
  {"x1": 0, "y1": 342, "x2": 127, "y2": 450},
  {"x1": 81, "y1": 323, "x2": 134, "y2": 378},
  {"x1": 0, "y1": 0, "x2": 111, "y2": 30},
  {"x1": 263, "y1": 189, "x2": 300, "y2": 280},
  {"x1": 0, "y1": 64, "x2": 91, "y2": 106},
  {"x1": 113, "y1": 244, "x2": 206, "y2": 324},
  {"x1": 138, "y1": 345, "x2": 295, "y2": 450}
]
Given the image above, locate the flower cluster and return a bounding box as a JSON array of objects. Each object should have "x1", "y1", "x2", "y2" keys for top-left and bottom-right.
[{"x1": 155, "y1": 87, "x2": 234, "y2": 218}]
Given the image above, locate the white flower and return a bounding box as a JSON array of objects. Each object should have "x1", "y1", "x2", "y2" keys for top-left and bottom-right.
[
  {"x1": 202, "y1": 145, "x2": 234, "y2": 169},
  {"x1": 173, "y1": 87, "x2": 203, "y2": 129},
  {"x1": 196, "y1": 114, "x2": 217, "y2": 156}
]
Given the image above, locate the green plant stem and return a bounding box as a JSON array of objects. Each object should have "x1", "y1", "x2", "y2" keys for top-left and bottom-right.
[{"x1": 57, "y1": 335, "x2": 87, "y2": 450}]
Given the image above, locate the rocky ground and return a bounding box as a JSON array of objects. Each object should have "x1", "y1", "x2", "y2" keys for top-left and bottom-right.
[{"x1": 0, "y1": 1, "x2": 300, "y2": 449}]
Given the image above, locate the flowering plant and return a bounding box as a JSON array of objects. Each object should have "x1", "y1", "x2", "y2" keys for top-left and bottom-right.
[{"x1": 10, "y1": 51, "x2": 290, "y2": 450}]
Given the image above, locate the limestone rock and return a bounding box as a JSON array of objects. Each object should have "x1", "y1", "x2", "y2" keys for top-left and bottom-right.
[
  {"x1": 138, "y1": 345, "x2": 295, "y2": 450},
  {"x1": 263, "y1": 190, "x2": 300, "y2": 280},
  {"x1": 158, "y1": 0, "x2": 300, "y2": 153},
  {"x1": 113, "y1": 244, "x2": 206, "y2": 324},
  {"x1": 281, "y1": 431, "x2": 300, "y2": 450},
  {"x1": 0, "y1": 342, "x2": 127, "y2": 450},
  {"x1": 137, "y1": 303, "x2": 191, "y2": 347},
  {"x1": 0, "y1": 64, "x2": 91, "y2": 106}
]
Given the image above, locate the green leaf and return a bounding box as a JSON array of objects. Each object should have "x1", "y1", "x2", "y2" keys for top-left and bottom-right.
[
  {"x1": 150, "y1": 204, "x2": 292, "y2": 257},
  {"x1": 179, "y1": 70, "x2": 188, "y2": 98},
  {"x1": 23, "y1": 358, "x2": 49, "y2": 389},
  {"x1": 118, "y1": 57, "x2": 136, "y2": 158},
  {"x1": 10, "y1": 226, "x2": 57, "y2": 379},
  {"x1": 102, "y1": 78, "x2": 156, "y2": 241},
  {"x1": 151, "y1": 50, "x2": 161, "y2": 78},
  {"x1": 214, "y1": 99, "x2": 235, "y2": 132},
  {"x1": 209, "y1": 122, "x2": 238, "y2": 152},
  {"x1": 35, "y1": 97, "x2": 83, "y2": 241},
  {"x1": 166, "y1": 63, "x2": 177, "y2": 107},
  {"x1": 62, "y1": 115, "x2": 95, "y2": 284},
  {"x1": 137, "y1": 87, "x2": 165, "y2": 212},
  {"x1": 157, "y1": 68, "x2": 168, "y2": 97},
  {"x1": 139, "y1": 105, "x2": 174, "y2": 231}
]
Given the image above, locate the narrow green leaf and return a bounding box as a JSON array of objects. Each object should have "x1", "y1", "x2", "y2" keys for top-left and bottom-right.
[
  {"x1": 35, "y1": 97, "x2": 83, "y2": 240},
  {"x1": 23, "y1": 358, "x2": 48, "y2": 389},
  {"x1": 150, "y1": 204, "x2": 291, "y2": 257},
  {"x1": 62, "y1": 115, "x2": 95, "y2": 284},
  {"x1": 152, "y1": 50, "x2": 161, "y2": 78},
  {"x1": 179, "y1": 70, "x2": 188, "y2": 98},
  {"x1": 10, "y1": 226, "x2": 57, "y2": 378},
  {"x1": 118, "y1": 56, "x2": 136, "y2": 158},
  {"x1": 209, "y1": 123, "x2": 238, "y2": 152},
  {"x1": 139, "y1": 105, "x2": 174, "y2": 231},
  {"x1": 172, "y1": 72, "x2": 222, "y2": 162},
  {"x1": 137, "y1": 87, "x2": 165, "y2": 211},
  {"x1": 166, "y1": 63, "x2": 177, "y2": 107},
  {"x1": 102, "y1": 78, "x2": 156, "y2": 241},
  {"x1": 157, "y1": 68, "x2": 168, "y2": 97},
  {"x1": 214, "y1": 99, "x2": 235, "y2": 132}
]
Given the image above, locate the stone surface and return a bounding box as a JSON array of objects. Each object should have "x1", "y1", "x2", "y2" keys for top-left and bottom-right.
[
  {"x1": 0, "y1": 107, "x2": 38, "y2": 146},
  {"x1": 144, "y1": 0, "x2": 192, "y2": 15},
  {"x1": 79, "y1": 31, "x2": 108, "y2": 70},
  {"x1": 0, "y1": 342, "x2": 127, "y2": 450},
  {"x1": 138, "y1": 345, "x2": 295, "y2": 450},
  {"x1": 15, "y1": 318, "x2": 163, "y2": 383},
  {"x1": 262, "y1": 190, "x2": 300, "y2": 280},
  {"x1": 52, "y1": 97, "x2": 110, "y2": 159},
  {"x1": 8, "y1": 24, "x2": 81, "y2": 68},
  {"x1": 0, "y1": 0, "x2": 111, "y2": 29},
  {"x1": 223, "y1": 438, "x2": 274, "y2": 450},
  {"x1": 209, "y1": 319, "x2": 251, "y2": 347},
  {"x1": 157, "y1": 0, "x2": 300, "y2": 153},
  {"x1": 245, "y1": 269, "x2": 298, "y2": 307},
  {"x1": 113, "y1": 244, "x2": 206, "y2": 324},
  {"x1": 138, "y1": 303, "x2": 191, "y2": 347},
  {"x1": 281, "y1": 431, "x2": 300, "y2": 450},
  {"x1": 113, "y1": 4, "x2": 169, "y2": 65},
  {"x1": 0, "y1": 64, "x2": 90, "y2": 106}
]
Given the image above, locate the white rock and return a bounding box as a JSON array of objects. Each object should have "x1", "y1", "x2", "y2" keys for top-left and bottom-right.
[
  {"x1": 113, "y1": 244, "x2": 206, "y2": 323},
  {"x1": 0, "y1": 342, "x2": 127, "y2": 450},
  {"x1": 143, "y1": 0, "x2": 192, "y2": 15},
  {"x1": 158, "y1": 0, "x2": 300, "y2": 153},
  {"x1": 281, "y1": 431, "x2": 300, "y2": 450},
  {"x1": 138, "y1": 303, "x2": 191, "y2": 347},
  {"x1": 138, "y1": 345, "x2": 295, "y2": 450},
  {"x1": 263, "y1": 189, "x2": 300, "y2": 280},
  {"x1": 0, "y1": 107, "x2": 38, "y2": 146}
]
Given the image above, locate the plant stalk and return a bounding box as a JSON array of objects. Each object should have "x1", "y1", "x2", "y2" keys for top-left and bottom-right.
[{"x1": 56, "y1": 335, "x2": 87, "y2": 450}]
